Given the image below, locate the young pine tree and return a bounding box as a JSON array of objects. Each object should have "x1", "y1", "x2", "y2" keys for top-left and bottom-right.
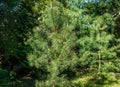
[
  {"x1": 27, "y1": 1, "x2": 81, "y2": 87},
  {"x1": 78, "y1": 13, "x2": 120, "y2": 76}
]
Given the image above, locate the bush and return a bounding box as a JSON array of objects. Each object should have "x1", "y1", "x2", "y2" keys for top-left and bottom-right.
[{"x1": 0, "y1": 68, "x2": 10, "y2": 87}]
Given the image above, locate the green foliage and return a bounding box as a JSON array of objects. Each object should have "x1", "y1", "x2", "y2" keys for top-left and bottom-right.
[
  {"x1": 78, "y1": 13, "x2": 120, "y2": 74},
  {"x1": 1, "y1": 0, "x2": 120, "y2": 87},
  {"x1": 0, "y1": 68, "x2": 9, "y2": 87},
  {"x1": 27, "y1": 0, "x2": 120, "y2": 87},
  {"x1": 0, "y1": 0, "x2": 37, "y2": 76},
  {"x1": 10, "y1": 71, "x2": 16, "y2": 80},
  {"x1": 27, "y1": 1, "x2": 80, "y2": 86}
]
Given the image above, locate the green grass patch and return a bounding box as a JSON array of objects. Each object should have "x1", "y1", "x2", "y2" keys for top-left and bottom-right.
[{"x1": 73, "y1": 74, "x2": 120, "y2": 87}]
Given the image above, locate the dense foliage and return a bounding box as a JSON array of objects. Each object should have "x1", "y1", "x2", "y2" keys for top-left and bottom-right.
[{"x1": 0, "y1": 0, "x2": 120, "y2": 87}]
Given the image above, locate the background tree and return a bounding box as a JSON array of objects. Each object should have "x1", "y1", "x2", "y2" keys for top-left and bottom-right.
[
  {"x1": 0, "y1": 0, "x2": 38, "y2": 79},
  {"x1": 78, "y1": 13, "x2": 120, "y2": 74}
]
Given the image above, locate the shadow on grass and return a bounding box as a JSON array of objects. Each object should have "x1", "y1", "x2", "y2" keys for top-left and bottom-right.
[
  {"x1": 13, "y1": 77, "x2": 35, "y2": 87},
  {"x1": 84, "y1": 78, "x2": 118, "y2": 87}
]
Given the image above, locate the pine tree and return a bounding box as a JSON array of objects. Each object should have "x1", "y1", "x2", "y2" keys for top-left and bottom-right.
[
  {"x1": 27, "y1": 1, "x2": 81, "y2": 87},
  {"x1": 78, "y1": 12, "x2": 120, "y2": 75},
  {"x1": 27, "y1": 0, "x2": 120, "y2": 86}
]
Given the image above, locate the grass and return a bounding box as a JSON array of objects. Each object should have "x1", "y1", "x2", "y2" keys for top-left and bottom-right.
[
  {"x1": 10, "y1": 73, "x2": 120, "y2": 87},
  {"x1": 73, "y1": 74, "x2": 120, "y2": 87}
]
